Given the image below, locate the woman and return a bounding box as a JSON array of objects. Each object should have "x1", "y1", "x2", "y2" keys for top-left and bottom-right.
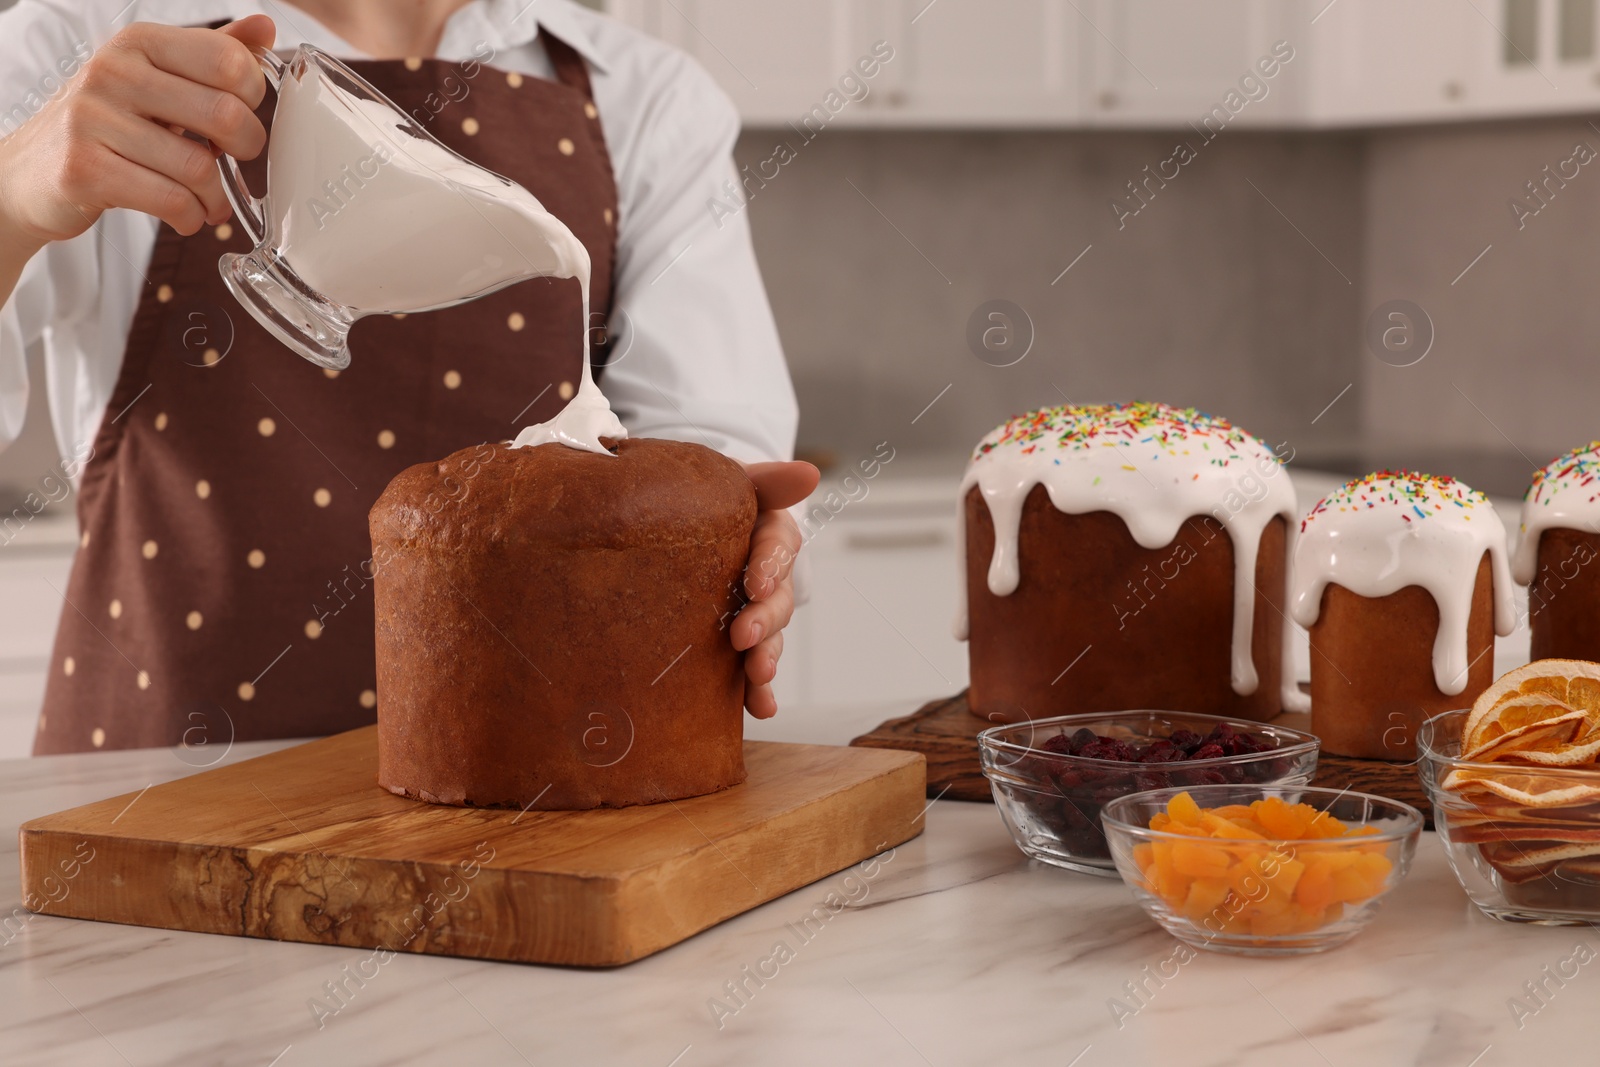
[{"x1": 0, "y1": 0, "x2": 815, "y2": 753}]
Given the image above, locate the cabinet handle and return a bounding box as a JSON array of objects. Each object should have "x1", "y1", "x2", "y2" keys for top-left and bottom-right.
[{"x1": 844, "y1": 529, "x2": 947, "y2": 550}]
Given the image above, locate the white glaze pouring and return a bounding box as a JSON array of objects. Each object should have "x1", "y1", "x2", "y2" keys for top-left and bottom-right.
[{"x1": 507, "y1": 216, "x2": 626, "y2": 456}]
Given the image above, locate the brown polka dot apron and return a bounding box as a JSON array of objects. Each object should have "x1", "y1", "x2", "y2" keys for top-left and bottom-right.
[{"x1": 35, "y1": 32, "x2": 618, "y2": 754}]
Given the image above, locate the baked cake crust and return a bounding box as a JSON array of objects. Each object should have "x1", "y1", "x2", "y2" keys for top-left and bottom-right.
[
  {"x1": 965, "y1": 487, "x2": 1287, "y2": 723},
  {"x1": 370, "y1": 437, "x2": 757, "y2": 810},
  {"x1": 1309, "y1": 556, "x2": 1496, "y2": 760},
  {"x1": 1529, "y1": 529, "x2": 1600, "y2": 662}
]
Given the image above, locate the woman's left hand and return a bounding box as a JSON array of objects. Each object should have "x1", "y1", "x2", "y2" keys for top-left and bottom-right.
[{"x1": 733, "y1": 460, "x2": 820, "y2": 718}]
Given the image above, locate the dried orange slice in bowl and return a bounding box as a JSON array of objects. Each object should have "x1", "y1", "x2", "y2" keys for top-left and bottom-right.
[
  {"x1": 1464, "y1": 659, "x2": 1600, "y2": 752},
  {"x1": 1420, "y1": 661, "x2": 1600, "y2": 924},
  {"x1": 1439, "y1": 766, "x2": 1600, "y2": 808},
  {"x1": 1515, "y1": 738, "x2": 1600, "y2": 767},
  {"x1": 1460, "y1": 702, "x2": 1586, "y2": 762}
]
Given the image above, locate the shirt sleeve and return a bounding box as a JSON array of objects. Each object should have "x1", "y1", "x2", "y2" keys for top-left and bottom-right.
[
  {"x1": 0, "y1": 0, "x2": 100, "y2": 453},
  {"x1": 595, "y1": 46, "x2": 798, "y2": 466},
  {"x1": 0, "y1": 252, "x2": 54, "y2": 452}
]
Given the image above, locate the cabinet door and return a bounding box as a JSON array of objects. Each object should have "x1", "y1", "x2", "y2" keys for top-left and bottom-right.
[
  {"x1": 606, "y1": 0, "x2": 1077, "y2": 126},
  {"x1": 606, "y1": 0, "x2": 900, "y2": 127},
  {"x1": 1470, "y1": 0, "x2": 1600, "y2": 117},
  {"x1": 0, "y1": 552, "x2": 70, "y2": 666},
  {"x1": 800, "y1": 512, "x2": 969, "y2": 708},
  {"x1": 1307, "y1": 0, "x2": 1480, "y2": 125},
  {"x1": 0, "y1": 548, "x2": 73, "y2": 759},
  {"x1": 1084, "y1": 0, "x2": 1300, "y2": 126},
  {"x1": 0, "y1": 671, "x2": 45, "y2": 759},
  {"x1": 885, "y1": 0, "x2": 1079, "y2": 125},
  {"x1": 1308, "y1": 0, "x2": 1600, "y2": 124}
]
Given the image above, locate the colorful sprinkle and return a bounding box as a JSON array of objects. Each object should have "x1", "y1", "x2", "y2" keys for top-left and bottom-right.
[
  {"x1": 1526, "y1": 441, "x2": 1600, "y2": 507},
  {"x1": 1301, "y1": 470, "x2": 1487, "y2": 532},
  {"x1": 972, "y1": 402, "x2": 1272, "y2": 471}
]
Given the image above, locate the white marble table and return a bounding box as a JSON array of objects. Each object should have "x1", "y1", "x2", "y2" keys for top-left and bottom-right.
[{"x1": 4, "y1": 704, "x2": 1600, "y2": 1067}]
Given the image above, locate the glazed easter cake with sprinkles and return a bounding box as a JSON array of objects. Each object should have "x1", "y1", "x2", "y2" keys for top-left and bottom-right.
[
  {"x1": 1290, "y1": 471, "x2": 1516, "y2": 760},
  {"x1": 957, "y1": 401, "x2": 1301, "y2": 724},
  {"x1": 1514, "y1": 443, "x2": 1600, "y2": 661}
]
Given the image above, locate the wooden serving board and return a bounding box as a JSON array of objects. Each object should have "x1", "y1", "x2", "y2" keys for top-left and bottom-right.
[
  {"x1": 849, "y1": 691, "x2": 1434, "y2": 828},
  {"x1": 19, "y1": 727, "x2": 926, "y2": 967}
]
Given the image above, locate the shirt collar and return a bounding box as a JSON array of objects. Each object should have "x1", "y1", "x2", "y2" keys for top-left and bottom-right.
[
  {"x1": 177, "y1": 0, "x2": 613, "y2": 73},
  {"x1": 464, "y1": 0, "x2": 610, "y2": 74}
]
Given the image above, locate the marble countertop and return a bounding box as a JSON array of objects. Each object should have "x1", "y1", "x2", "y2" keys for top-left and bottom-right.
[{"x1": 5, "y1": 705, "x2": 1600, "y2": 1067}]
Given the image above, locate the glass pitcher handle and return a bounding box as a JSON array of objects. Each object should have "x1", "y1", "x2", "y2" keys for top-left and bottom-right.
[{"x1": 215, "y1": 49, "x2": 286, "y2": 246}]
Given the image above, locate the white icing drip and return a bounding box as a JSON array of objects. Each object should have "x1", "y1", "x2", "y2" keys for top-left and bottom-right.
[
  {"x1": 1290, "y1": 473, "x2": 1517, "y2": 696},
  {"x1": 506, "y1": 233, "x2": 627, "y2": 457},
  {"x1": 1512, "y1": 442, "x2": 1600, "y2": 584},
  {"x1": 1280, "y1": 583, "x2": 1309, "y2": 713},
  {"x1": 953, "y1": 404, "x2": 1299, "y2": 703}
]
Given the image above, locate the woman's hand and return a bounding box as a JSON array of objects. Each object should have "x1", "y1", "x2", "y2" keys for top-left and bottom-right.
[
  {"x1": 0, "y1": 16, "x2": 275, "y2": 257},
  {"x1": 732, "y1": 460, "x2": 820, "y2": 719}
]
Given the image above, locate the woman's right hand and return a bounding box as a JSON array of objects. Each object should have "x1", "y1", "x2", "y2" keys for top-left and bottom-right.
[{"x1": 0, "y1": 15, "x2": 276, "y2": 257}]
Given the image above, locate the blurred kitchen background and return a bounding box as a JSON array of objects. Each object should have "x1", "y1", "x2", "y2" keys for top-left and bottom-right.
[{"x1": 3, "y1": 0, "x2": 1598, "y2": 753}]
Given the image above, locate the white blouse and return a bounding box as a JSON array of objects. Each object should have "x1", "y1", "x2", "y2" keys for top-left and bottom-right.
[{"x1": 0, "y1": 0, "x2": 798, "y2": 470}]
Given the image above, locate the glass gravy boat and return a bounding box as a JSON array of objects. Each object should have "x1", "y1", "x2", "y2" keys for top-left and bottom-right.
[{"x1": 215, "y1": 45, "x2": 583, "y2": 369}]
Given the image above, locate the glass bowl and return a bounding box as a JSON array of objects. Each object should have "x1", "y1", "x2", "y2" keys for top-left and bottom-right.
[
  {"x1": 977, "y1": 711, "x2": 1319, "y2": 876},
  {"x1": 1419, "y1": 709, "x2": 1600, "y2": 924},
  {"x1": 1102, "y1": 785, "x2": 1423, "y2": 956}
]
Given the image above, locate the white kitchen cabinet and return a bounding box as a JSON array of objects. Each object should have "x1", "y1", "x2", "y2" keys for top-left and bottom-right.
[
  {"x1": 604, "y1": 0, "x2": 1077, "y2": 127},
  {"x1": 602, "y1": 0, "x2": 1600, "y2": 128},
  {"x1": 0, "y1": 671, "x2": 45, "y2": 760},
  {"x1": 888, "y1": 0, "x2": 1079, "y2": 126},
  {"x1": 769, "y1": 463, "x2": 969, "y2": 714},
  {"x1": 801, "y1": 511, "x2": 968, "y2": 706},
  {"x1": 1304, "y1": 0, "x2": 1600, "y2": 125},
  {"x1": 0, "y1": 516, "x2": 75, "y2": 759},
  {"x1": 604, "y1": 0, "x2": 903, "y2": 127},
  {"x1": 1303, "y1": 0, "x2": 1480, "y2": 125},
  {"x1": 1083, "y1": 0, "x2": 1304, "y2": 127},
  {"x1": 1463, "y1": 0, "x2": 1600, "y2": 118}
]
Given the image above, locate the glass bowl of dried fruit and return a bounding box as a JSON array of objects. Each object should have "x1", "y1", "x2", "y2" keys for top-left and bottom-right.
[
  {"x1": 1102, "y1": 786, "x2": 1423, "y2": 955},
  {"x1": 1419, "y1": 662, "x2": 1600, "y2": 924},
  {"x1": 976, "y1": 712, "x2": 1319, "y2": 876}
]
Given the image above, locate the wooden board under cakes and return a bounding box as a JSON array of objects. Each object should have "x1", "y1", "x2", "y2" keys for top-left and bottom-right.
[
  {"x1": 18, "y1": 727, "x2": 927, "y2": 966},
  {"x1": 850, "y1": 691, "x2": 1434, "y2": 827}
]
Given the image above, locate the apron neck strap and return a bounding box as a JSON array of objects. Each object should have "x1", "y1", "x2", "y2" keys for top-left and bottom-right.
[{"x1": 539, "y1": 30, "x2": 595, "y2": 101}]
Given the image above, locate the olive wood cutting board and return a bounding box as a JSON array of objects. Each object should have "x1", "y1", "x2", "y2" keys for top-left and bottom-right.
[
  {"x1": 849, "y1": 691, "x2": 1433, "y2": 828},
  {"x1": 19, "y1": 727, "x2": 927, "y2": 966}
]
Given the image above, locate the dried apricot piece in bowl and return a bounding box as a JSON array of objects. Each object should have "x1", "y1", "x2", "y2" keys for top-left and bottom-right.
[{"x1": 1132, "y1": 792, "x2": 1393, "y2": 938}]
